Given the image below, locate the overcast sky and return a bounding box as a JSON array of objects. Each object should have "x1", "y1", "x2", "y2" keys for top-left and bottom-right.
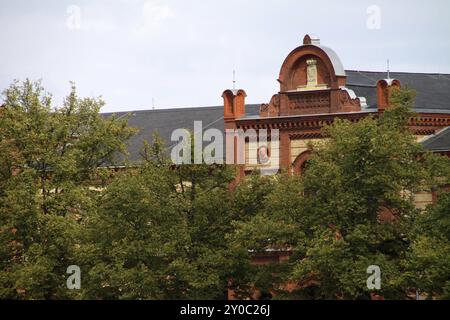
[{"x1": 0, "y1": 0, "x2": 449, "y2": 112}]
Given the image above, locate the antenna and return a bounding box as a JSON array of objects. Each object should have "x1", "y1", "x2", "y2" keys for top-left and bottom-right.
[
  {"x1": 387, "y1": 59, "x2": 390, "y2": 80},
  {"x1": 152, "y1": 97, "x2": 155, "y2": 110},
  {"x1": 233, "y1": 70, "x2": 236, "y2": 90}
]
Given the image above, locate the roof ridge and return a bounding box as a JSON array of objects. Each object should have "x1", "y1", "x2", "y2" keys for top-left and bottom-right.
[
  {"x1": 101, "y1": 104, "x2": 261, "y2": 115},
  {"x1": 102, "y1": 105, "x2": 222, "y2": 115},
  {"x1": 345, "y1": 70, "x2": 450, "y2": 76}
]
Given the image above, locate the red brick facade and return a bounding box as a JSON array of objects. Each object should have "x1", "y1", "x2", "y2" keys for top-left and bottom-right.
[
  {"x1": 223, "y1": 35, "x2": 450, "y2": 181},
  {"x1": 222, "y1": 35, "x2": 450, "y2": 300}
]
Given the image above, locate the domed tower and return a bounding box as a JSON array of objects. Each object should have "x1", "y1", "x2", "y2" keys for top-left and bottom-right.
[
  {"x1": 222, "y1": 34, "x2": 373, "y2": 177},
  {"x1": 261, "y1": 34, "x2": 367, "y2": 117}
]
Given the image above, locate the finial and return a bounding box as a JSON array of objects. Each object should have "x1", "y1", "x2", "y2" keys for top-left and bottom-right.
[
  {"x1": 387, "y1": 59, "x2": 390, "y2": 80},
  {"x1": 233, "y1": 70, "x2": 236, "y2": 90}
]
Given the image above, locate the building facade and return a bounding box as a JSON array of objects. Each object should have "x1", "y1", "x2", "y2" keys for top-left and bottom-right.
[
  {"x1": 58, "y1": 34, "x2": 450, "y2": 299},
  {"x1": 222, "y1": 35, "x2": 450, "y2": 186}
]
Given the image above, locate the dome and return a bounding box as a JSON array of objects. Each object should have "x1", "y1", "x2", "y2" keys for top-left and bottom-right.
[
  {"x1": 316, "y1": 45, "x2": 346, "y2": 77},
  {"x1": 301, "y1": 34, "x2": 345, "y2": 76}
]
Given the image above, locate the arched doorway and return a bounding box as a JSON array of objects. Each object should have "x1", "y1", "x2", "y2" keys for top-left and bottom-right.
[{"x1": 292, "y1": 150, "x2": 312, "y2": 175}]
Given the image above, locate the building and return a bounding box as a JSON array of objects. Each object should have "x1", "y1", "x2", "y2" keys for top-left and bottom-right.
[
  {"x1": 107, "y1": 34, "x2": 450, "y2": 299},
  {"x1": 111, "y1": 35, "x2": 450, "y2": 174}
]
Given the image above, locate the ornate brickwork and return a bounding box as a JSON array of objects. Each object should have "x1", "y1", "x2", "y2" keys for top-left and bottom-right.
[
  {"x1": 223, "y1": 34, "x2": 450, "y2": 179},
  {"x1": 222, "y1": 34, "x2": 450, "y2": 300},
  {"x1": 288, "y1": 91, "x2": 330, "y2": 111}
]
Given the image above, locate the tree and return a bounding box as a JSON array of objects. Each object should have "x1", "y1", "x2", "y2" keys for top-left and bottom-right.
[
  {"x1": 229, "y1": 87, "x2": 449, "y2": 299},
  {"x1": 1, "y1": 81, "x2": 448, "y2": 300},
  {"x1": 79, "y1": 132, "x2": 238, "y2": 299},
  {"x1": 402, "y1": 191, "x2": 450, "y2": 299},
  {"x1": 0, "y1": 80, "x2": 135, "y2": 299}
]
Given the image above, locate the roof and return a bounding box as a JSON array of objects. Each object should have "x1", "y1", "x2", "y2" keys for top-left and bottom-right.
[
  {"x1": 103, "y1": 104, "x2": 259, "y2": 163},
  {"x1": 104, "y1": 71, "x2": 450, "y2": 162},
  {"x1": 347, "y1": 71, "x2": 450, "y2": 113},
  {"x1": 318, "y1": 45, "x2": 346, "y2": 76},
  {"x1": 421, "y1": 127, "x2": 450, "y2": 152}
]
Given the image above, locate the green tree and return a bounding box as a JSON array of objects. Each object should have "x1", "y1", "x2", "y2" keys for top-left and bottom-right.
[
  {"x1": 402, "y1": 191, "x2": 450, "y2": 299},
  {"x1": 229, "y1": 87, "x2": 449, "y2": 299},
  {"x1": 79, "y1": 133, "x2": 237, "y2": 299},
  {"x1": 0, "y1": 80, "x2": 135, "y2": 299},
  {"x1": 1, "y1": 81, "x2": 448, "y2": 300}
]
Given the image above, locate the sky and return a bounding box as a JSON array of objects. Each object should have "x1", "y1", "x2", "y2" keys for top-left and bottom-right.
[{"x1": 0, "y1": 0, "x2": 449, "y2": 112}]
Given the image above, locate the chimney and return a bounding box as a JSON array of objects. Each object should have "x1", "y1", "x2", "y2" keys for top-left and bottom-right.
[
  {"x1": 222, "y1": 89, "x2": 247, "y2": 121},
  {"x1": 376, "y1": 79, "x2": 401, "y2": 111},
  {"x1": 303, "y1": 34, "x2": 320, "y2": 45}
]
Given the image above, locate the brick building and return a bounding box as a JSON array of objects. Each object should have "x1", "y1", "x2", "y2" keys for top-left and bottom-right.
[
  {"x1": 222, "y1": 35, "x2": 450, "y2": 180},
  {"x1": 107, "y1": 34, "x2": 450, "y2": 299},
  {"x1": 112, "y1": 35, "x2": 450, "y2": 191}
]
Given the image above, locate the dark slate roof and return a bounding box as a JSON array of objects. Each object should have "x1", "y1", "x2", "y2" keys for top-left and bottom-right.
[
  {"x1": 422, "y1": 127, "x2": 450, "y2": 152},
  {"x1": 103, "y1": 104, "x2": 260, "y2": 163},
  {"x1": 104, "y1": 71, "x2": 450, "y2": 162},
  {"x1": 346, "y1": 71, "x2": 450, "y2": 113}
]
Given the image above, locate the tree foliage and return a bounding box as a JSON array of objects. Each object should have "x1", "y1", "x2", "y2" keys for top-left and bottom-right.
[
  {"x1": 228, "y1": 88, "x2": 450, "y2": 300},
  {"x1": 0, "y1": 80, "x2": 135, "y2": 299},
  {"x1": 0, "y1": 82, "x2": 448, "y2": 300}
]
